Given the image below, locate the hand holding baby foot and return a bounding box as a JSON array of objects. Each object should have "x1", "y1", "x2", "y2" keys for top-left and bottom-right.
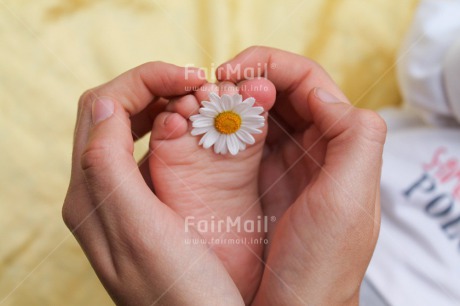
[
  {"x1": 63, "y1": 62, "x2": 246, "y2": 305},
  {"x1": 219, "y1": 47, "x2": 386, "y2": 306},
  {"x1": 64, "y1": 51, "x2": 386, "y2": 306}
]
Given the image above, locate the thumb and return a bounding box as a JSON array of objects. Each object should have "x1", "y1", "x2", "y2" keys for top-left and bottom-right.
[
  {"x1": 305, "y1": 88, "x2": 387, "y2": 219},
  {"x1": 81, "y1": 97, "x2": 167, "y2": 231}
]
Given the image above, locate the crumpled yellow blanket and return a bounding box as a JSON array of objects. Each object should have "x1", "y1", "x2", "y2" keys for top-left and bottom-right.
[{"x1": 0, "y1": 0, "x2": 418, "y2": 304}]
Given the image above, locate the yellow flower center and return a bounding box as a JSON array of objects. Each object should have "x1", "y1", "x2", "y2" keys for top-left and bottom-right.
[{"x1": 214, "y1": 111, "x2": 242, "y2": 134}]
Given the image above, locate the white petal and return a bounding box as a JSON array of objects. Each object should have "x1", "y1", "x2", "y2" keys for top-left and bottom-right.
[
  {"x1": 243, "y1": 121, "x2": 264, "y2": 129},
  {"x1": 199, "y1": 108, "x2": 217, "y2": 118},
  {"x1": 228, "y1": 96, "x2": 237, "y2": 110},
  {"x1": 233, "y1": 94, "x2": 243, "y2": 102},
  {"x1": 189, "y1": 114, "x2": 201, "y2": 121},
  {"x1": 231, "y1": 94, "x2": 243, "y2": 106},
  {"x1": 242, "y1": 115, "x2": 265, "y2": 123},
  {"x1": 219, "y1": 137, "x2": 228, "y2": 155},
  {"x1": 192, "y1": 117, "x2": 214, "y2": 128},
  {"x1": 198, "y1": 132, "x2": 206, "y2": 145},
  {"x1": 241, "y1": 106, "x2": 264, "y2": 116},
  {"x1": 233, "y1": 102, "x2": 250, "y2": 114},
  {"x1": 238, "y1": 140, "x2": 246, "y2": 151},
  {"x1": 236, "y1": 129, "x2": 255, "y2": 145},
  {"x1": 191, "y1": 127, "x2": 211, "y2": 136},
  {"x1": 242, "y1": 122, "x2": 264, "y2": 128},
  {"x1": 199, "y1": 129, "x2": 219, "y2": 149},
  {"x1": 221, "y1": 94, "x2": 233, "y2": 111},
  {"x1": 227, "y1": 134, "x2": 240, "y2": 155},
  {"x1": 209, "y1": 92, "x2": 220, "y2": 103},
  {"x1": 202, "y1": 101, "x2": 222, "y2": 113},
  {"x1": 242, "y1": 119, "x2": 265, "y2": 127},
  {"x1": 241, "y1": 126, "x2": 263, "y2": 134},
  {"x1": 214, "y1": 134, "x2": 226, "y2": 154},
  {"x1": 242, "y1": 97, "x2": 255, "y2": 107}
]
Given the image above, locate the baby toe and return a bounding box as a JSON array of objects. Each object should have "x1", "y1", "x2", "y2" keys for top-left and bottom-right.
[
  {"x1": 195, "y1": 82, "x2": 219, "y2": 105},
  {"x1": 219, "y1": 81, "x2": 239, "y2": 96},
  {"x1": 166, "y1": 94, "x2": 200, "y2": 119},
  {"x1": 150, "y1": 112, "x2": 188, "y2": 142},
  {"x1": 238, "y1": 78, "x2": 276, "y2": 112}
]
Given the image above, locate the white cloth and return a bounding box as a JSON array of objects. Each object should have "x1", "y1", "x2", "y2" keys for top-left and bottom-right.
[
  {"x1": 365, "y1": 109, "x2": 460, "y2": 305},
  {"x1": 397, "y1": 0, "x2": 460, "y2": 126},
  {"x1": 363, "y1": 1, "x2": 460, "y2": 305}
]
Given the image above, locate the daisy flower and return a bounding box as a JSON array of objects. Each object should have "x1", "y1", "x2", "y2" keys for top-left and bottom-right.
[{"x1": 190, "y1": 93, "x2": 265, "y2": 155}]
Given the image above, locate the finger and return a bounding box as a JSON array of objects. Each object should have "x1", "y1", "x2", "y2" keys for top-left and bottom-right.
[
  {"x1": 73, "y1": 63, "x2": 205, "y2": 177},
  {"x1": 263, "y1": 88, "x2": 385, "y2": 305},
  {"x1": 81, "y1": 97, "x2": 170, "y2": 242},
  {"x1": 88, "y1": 62, "x2": 205, "y2": 116},
  {"x1": 63, "y1": 99, "x2": 114, "y2": 272},
  {"x1": 217, "y1": 46, "x2": 349, "y2": 122},
  {"x1": 72, "y1": 63, "x2": 205, "y2": 187},
  {"x1": 67, "y1": 61, "x2": 203, "y2": 212},
  {"x1": 304, "y1": 87, "x2": 386, "y2": 217}
]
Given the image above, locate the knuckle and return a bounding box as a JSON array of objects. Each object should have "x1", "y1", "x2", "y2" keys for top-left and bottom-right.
[
  {"x1": 139, "y1": 61, "x2": 154, "y2": 70},
  {"x1": 299, "y1": 57, "x2": 323, "y2": 75},
  {"x1": 78, "y1": 89, "x2": 96, "y2": 111},
  {"x1": 62, "y1": 193, "x2": 79, "y2": 230},
  {"x1": 160, "y1": 69, "x2": 178, "y2": 92},
  {"x1": 62, "y1": 202, "x2": 74, "y2": 229},
  {"x1": 139, "y1": 60, "x2": 165, "y2": 72},
  {"x1": 353, "y1": 109, "x2": 387, "y2": 142},
  {"x1": 246, "y1": 45, "x2": 265, "y2": 52},
  {"x1": 140, "y1": 61, "x2": 178, "y2": 91},
  {"x1": 80, "y1": 140, "x2": 113, "y2": 174},
  {"x1": 244, "y1": 45, "x2": 271, "y2": 58},
  {"x1": 309, "y1": 60, "x2": 323, "y2": 72},
  {"x1": 148, "y1": 60, "x2": 164, "y2": 65}
]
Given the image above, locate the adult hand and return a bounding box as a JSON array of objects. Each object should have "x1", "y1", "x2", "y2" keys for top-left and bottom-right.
[
  {"x1": 218, "y1": 47, "x2": 386, "y2": 306},
  {"x1": 62, "y1": 62, "x2": 245, "y2": 305}
]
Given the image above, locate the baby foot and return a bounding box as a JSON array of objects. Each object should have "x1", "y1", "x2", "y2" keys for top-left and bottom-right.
[{"x1": 148, "y1": 79, "x2": 276, "y2": 302}]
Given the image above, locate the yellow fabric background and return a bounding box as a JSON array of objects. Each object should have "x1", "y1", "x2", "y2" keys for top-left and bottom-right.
[{"x1": 0, "y1": 0, "x2": 418, "y2": 304}]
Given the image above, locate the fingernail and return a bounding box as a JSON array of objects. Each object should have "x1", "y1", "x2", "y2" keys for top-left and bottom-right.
[
  {"x1": 92, "y1": 98, "x2": 114, "y2": 125},
  {"x1": 163, "y1": 113, "x2": 172, "y2": 126},
  {"x1": 314, "y1": 88, "x2": 341, "y2": 103}
]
